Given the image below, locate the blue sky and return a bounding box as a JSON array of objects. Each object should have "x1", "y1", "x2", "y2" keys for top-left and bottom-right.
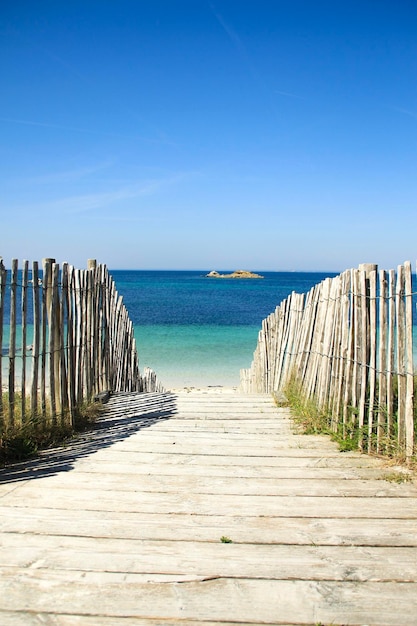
[{"x1": 1, "y1": 0, "x2": 416, "y2": 271}]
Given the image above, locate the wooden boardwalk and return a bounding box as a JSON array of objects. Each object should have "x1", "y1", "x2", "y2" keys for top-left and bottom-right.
[{"x1": 0, "y1": 389, "x2": 416, "y2": 625}]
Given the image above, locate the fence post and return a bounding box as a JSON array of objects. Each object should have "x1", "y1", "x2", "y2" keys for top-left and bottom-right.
[
  {"x1": 240, "y1": 261, "x2": 416, "y2": 460},
  {"x1": 21, "y1": 260, "x2": 29, "y2": 421},
  {"x1": 404, "y1": 261, "x2": 414, "y2": 458},
  {"x1": 0, "y1": 258, "x2": 7, "y2": 421},
  {"x1": 395, "y1": 265, "x2": 406, "y2": 451},
  {"x1": 357, "y1": 264, "x2": 377, "y2": 451},
  {"x1": 8, "y1": 259, "x2": 19, "y2": 426},
  {"x1": 377, "y1": 270, "x2": 388, "y2": 453},
  {"x1": 42, "y1": 258, "x2": 60, "y2": 421},
  {"x1": 30, "y1": 262, "x2": 40, "y2": 419}
]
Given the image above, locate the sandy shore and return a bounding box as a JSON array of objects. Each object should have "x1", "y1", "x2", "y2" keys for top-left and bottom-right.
[{"x1": 169, "y1": 385, "x2": 239, "y2": 394}]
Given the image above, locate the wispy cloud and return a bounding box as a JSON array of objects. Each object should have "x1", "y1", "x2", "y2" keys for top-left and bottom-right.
[
  {"x1": 209, "y1": 3, "x2": 300, "y2": 112},
  {"x1": 0, "y1": 117, "x2": 118, "y2": 137},
  {"x1": 0, "y1": 117, "x2": 169, "y2": 144},
  {"x1": 209, "y1": 2, "x2": 246, "y2": 57},
  {"x1": 388, "y1": 106, "x2": 417, "y2": 120},
  {"x1": 275, "y1": 90, "x2": 304, "y2": 100},
  {"x1": 9, "y1": 27, "x2": 91, "y2": 84},
  {"x1": 5, "y1": 28, "x2": 175, "y2": 147},
  {"x1": 23, "y1": 173, "x2": 194, "y2": 215},
  {"x1": 23, "y1": 160, "x2": 115, "y2": 185}
]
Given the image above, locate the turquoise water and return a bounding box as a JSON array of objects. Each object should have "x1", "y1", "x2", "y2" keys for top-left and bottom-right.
[
  {"x1": 3, "y1": 270, "x2": 339, "y2": 389},
  {"x1": 3, "y1": 270, "x2": 416, "y2": 389},
  {"x1": 134, "y1": 324, "x2": 260, "y2": 388},
  {"x1": 113, "y1": 270, "x2": 339, "y2": 388}
]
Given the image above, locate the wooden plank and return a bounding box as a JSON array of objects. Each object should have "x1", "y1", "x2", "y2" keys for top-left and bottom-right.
[
  {"x1": 53, "y1": 449, "x2": 389, "y2": 468},
  {"x1": 40, "y1": 260, "x2": 50, "y2": 418},
  {"x1": 294, "y1": 285, "x2": 316, "y2": 384},
  {"x1": 96, "y1": 265, "x2": 106, "y2": 392},
  {"x1": 367, "y1": 268, "x2": 377, "y2": 452},
  {"x1": 387, "y1": 268, "x2": 396, "y2": 435},
  {"x1": 0, "y1": 574, "x2": 416, "y2": 625},
  {"x1": 317, "y1": 276, "x2": 338, "y2": 411},
  {"x1": 2, "y1": 537, "x2": 417, "y2": 582},
  {"x1": 3, "y1": 483, "x2": 416, "y2": 518},
  {"x1": 2, "y1": 507, "x2": 416, "y2": 546},
  {"x1": 342, "y1": 269, "x2": 355, "y2": 433},
  {"x1": 103, "y1": 266, "x2": 112, "y2": 391},
  {"x1": 66, "y1": 265, "x2": 76, "y2": 421},
  {"x1": 67, "y1": 440, "x2": 349, "y2": 457},
  {"x1": 377, "y1": 269, "x2": 388, "y2": 453},
  {"x1": 20, "y1": 260, "x2": 29, "y2": 420},
  {"x1": 8, "y1": 259, "x2": 18, "y2": 428},
  {"x1": 0, "y1": 614, "x2": 290, "y2": 626},
  {"x1": 91, "y1": 263, "x2": 100, "y2": 396},
  {"x1": 80, "y1": 270, "x2": 88, "y2": 401},
  {"x1": 395, "y1": 264, "x2": 406, "y2": 449},
  {"x1": 84, "y1": 267, "x2": 93, "y2": 392},
  {"x1": 350, "y1": 268, "x2": 360, "y2": 417},
  {"x1": 9, "y1": 471, "x2": 415, "y2": 498},
  {"x1": 305, "y1": 279, "x2": 331, "y2": 401},
  {"x1": 30, "y1": 261, "x2": 40, "y2": 418},
  {"x1": 0, "y1": 461, "x2": 399, "y2": 483},
  {"x1": 280, "y1": 292, "x2": 303, "y2": 388},
  {"x1": 92, "y1": 430, "x2": 339, "y2": 447},
  {"x1": 59, "y1": 263, "x2": 69, "y2": 421},
  {"x1": 48, "y1": 262, "x2": 58, "y2": 421},
  {"x1": 8, "y1": 259, "x2": 18, "y2": 426},
  {"x1": 329, "y1": 273, "x2": 344, "y2": 426},
  {"x1": 358, "y1": 268, "x2": 368, "y2": 451},
  {"x1": 404, "y1": 260, "x2": 414, "y2": 457},
  {"x1": 0, "y1": 258, "x2": 7, "y2": 416},
  {"x1": 0, "y1": 389, "x2": 416, "y2": 626},
  {"x1": 74, "y1": 269, "x2": 83, "y2": 406},
  {"x1": 272, "y1": 298, "x2": 290, "y2": 392},
  {"x1": 52, "y1": 261, "x2": 62, "y2": 417}
]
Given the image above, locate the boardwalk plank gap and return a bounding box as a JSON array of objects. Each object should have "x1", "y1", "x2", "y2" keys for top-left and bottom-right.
[{"x1": 0, "y1": 389, "x2": 416, "y2": 625}]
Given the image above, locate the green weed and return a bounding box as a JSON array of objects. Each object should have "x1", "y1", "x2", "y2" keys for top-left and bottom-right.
[
  {"x1": 1, "y1": 394, "x2": 104, "y2": 465},
  {"x1": 380, "y1": 471, "x2": 413, "y2": 484}
]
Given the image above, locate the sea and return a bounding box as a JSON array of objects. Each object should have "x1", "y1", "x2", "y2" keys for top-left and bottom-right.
[
  {"x1": 3, "y1": 269, "x2": 415, "y2": 390},
  {"x1": 112, "y1": 270, "x2": 339, "y2": 389}
]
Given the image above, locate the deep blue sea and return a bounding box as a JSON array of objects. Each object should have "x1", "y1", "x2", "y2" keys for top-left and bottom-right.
[
  {"x1": 111, "y1": 271, "x2": 338, "y2": 388},
  {"x1": 2, "y1": 269, "x2": 416, "y2": 389}
]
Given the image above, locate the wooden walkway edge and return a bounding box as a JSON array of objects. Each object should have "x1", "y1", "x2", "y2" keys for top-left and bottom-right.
[{"x1": 0, "y1": 389, "x2": 416, "y2": 625}]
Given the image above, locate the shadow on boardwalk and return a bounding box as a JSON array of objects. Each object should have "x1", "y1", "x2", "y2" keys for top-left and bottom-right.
[{"x1": 0, "y1": 391, "x2": 176, "y2": 485}]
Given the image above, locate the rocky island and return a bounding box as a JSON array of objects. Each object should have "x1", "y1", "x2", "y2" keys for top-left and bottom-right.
[{"x1": 205, "y1": 270, "x2": 264, "y2": 279}]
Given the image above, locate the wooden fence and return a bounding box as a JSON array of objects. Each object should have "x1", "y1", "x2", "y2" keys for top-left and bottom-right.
[
  {"x1": 240, "y1": 262, "x2": 416, "y2": 459},
  {"x1": 0, "y1": 258, "x2": 164, "y2": 432}
]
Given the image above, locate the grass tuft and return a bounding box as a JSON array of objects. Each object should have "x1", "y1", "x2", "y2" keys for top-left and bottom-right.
[
  {"x1": 1, "y1": 396, "x2": 104, "y2": 465},
  {"x1": 282, "y1": 375, "x2": 417, "y2": 474},
  {"x1": 380, "y1": 471, "x2": 413, "y2": 484}
]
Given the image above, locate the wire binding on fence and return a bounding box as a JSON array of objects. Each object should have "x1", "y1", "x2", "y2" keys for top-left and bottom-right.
[
  {"x1": 240, "y1": 261, "x2": 416, "y2": 459},
  {"x1": 0, "y1": 258, "x2": 165, "y2": 431}
]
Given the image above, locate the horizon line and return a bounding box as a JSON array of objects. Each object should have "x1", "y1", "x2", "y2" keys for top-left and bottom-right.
[{"x1": 107, "y1": 267, "x2": 342, "y2": 273}]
